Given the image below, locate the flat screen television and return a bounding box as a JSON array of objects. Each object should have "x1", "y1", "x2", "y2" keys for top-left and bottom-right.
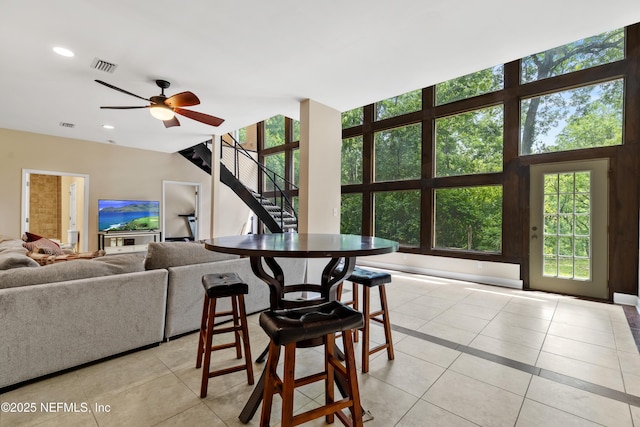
[{"x1": 98, "y1": 199, "x2": 160, "y2": 232}]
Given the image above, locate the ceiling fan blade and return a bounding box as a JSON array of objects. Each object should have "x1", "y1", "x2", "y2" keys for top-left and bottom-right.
[
  {"x1": 95, "y1": 80, "x2": 150, "y2": 102},
  {"x1": 175, "y1": 108, "x2": 225, "y2": 127},
  {"x1": 165, "y1": 91, "x2": 200, "y2": 108},
  {"x1": 100, "y1": 106, "x2": 148, "y2": 109},
  {"x1": 163, "y1": 116, "x2": 181, "y2": 128}
]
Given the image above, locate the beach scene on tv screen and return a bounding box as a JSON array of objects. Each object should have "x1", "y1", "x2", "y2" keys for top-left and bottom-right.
[{"x1": 98, "y1": 200, "x2": 159, "y2": 231}]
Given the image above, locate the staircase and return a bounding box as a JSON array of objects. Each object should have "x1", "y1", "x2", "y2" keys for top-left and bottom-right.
[{"x1": 179, "y1": 138, "x2": 298, "y2": 233}]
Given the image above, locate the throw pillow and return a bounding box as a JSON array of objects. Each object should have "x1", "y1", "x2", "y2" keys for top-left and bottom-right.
[
  {"x1": 23, "y1": 231, "x2": 46, "y2": 242},
  {"x1": 23, "y1": 237, "x2": 64, "y2": 255}
]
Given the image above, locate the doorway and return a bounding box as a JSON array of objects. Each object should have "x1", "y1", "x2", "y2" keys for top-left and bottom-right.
[
  {"x1": 162, "y1": 181, "x2": 201, "y2": 241},
  {"x1": 529, "y1": 159, "x2": 608, "y2": 299},
  {"x1": 22, "y1": 169, "x2": 89, "y2": 252}
]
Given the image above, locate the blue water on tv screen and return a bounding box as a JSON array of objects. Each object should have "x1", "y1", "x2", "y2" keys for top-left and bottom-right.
[{"x1": 98, "y1": 199, "x2": 160, "y2": 232}]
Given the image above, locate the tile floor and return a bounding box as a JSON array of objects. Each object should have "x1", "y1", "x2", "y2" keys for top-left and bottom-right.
[{"x1": 3, "y1": 270, "x2": 640, "y2": 426}]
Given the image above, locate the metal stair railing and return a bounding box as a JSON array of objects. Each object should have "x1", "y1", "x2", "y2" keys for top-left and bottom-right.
[{"x1": 220, "y1": 133, "x2": 298, "y2": 232}]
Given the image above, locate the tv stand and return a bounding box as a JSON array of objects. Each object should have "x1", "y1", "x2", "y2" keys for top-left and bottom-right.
[{"x1": 98, "y1": 231, "x2": 161, "y2": 254}]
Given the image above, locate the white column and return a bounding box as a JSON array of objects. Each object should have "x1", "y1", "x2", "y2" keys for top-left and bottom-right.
[{"x1": 298, "y1": 99, "x2": 342, "y2": 233}]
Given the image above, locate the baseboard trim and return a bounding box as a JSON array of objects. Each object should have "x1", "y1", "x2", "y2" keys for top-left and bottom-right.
[
  {"x1": 613, "y1": 292, "x2": 639, "y2": 307},
  {"x1": 356, "y1": 260, "x2": 523, "y2": 289}
]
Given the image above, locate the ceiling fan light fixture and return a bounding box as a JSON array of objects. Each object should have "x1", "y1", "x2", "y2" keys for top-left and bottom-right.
[{"x1": 149, "y1": 105, "x2": 175, "y2": 121}]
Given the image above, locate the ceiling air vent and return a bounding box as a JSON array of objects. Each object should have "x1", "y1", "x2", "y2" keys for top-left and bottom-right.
[
  {"x1": 90, "y1": 58, "x2": 118, "y2": 73},
  {"x1": 59, "y1": 122, "x2": 75, "y2": 128}
]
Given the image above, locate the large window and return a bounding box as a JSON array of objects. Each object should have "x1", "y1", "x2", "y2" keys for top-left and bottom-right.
[
  {"x1": 264, "y1": 115, "x2": 286, "y2": 149},
  {"x1": 374, "y1": 124, "x2": 421, "y2": 182},
  {"x1": 374, "y1": 191, "x2": 420, "y2": 246},
  {"x1": 341, "y1": 193, "x2": 362, "y2": 235},
  {"x1": 520, "y1": 79, "x2": 623, "y2": 155},
  {"x1": 434, "y1": 186, "x2": 502, "y2": 252},
  {"x1": 342, "y1": 136, "x2": 363, "y2": 185},
  {"x1": 376, "y1": 89, "x2": 422, "y2": 121},
  {"x1": 436, "y1": 65, "x2": 504, "y2": 105},
  {"x1": 435, "y1": 106, "x2": 503, "y2": 177},
  {"x1": 521, "y1": 28, "x2": 624, "y2": 84},
  {"x1": 258, "y1": 115, "x2": 300, "y2": 220},
  {"x1": 340, "y1": 23, "x2": 632, "y2": 262}
]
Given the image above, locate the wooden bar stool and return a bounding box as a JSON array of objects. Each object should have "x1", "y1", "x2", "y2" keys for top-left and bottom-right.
[
  {"x1": 337, "y1": 267, "x2": 394, "y2": 373},
  {"x1": 259, "y1": 301, "x2": 364, "y2": 427},
  {"x1": 196, "y1": 272, "x2": 254, "y2": 398}
]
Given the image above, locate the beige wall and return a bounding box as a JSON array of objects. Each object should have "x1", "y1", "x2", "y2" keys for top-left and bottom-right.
[
  {"x1": 298, "y1": 99, "x2": 342, "y2": 234},
  {"x1": 0, "y1": 128, "x2": 213, "y2": 250}
]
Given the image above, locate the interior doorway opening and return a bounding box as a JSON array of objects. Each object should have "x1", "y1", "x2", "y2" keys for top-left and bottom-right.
[
  {"x1": 21, "y1": 169, "x2": 89, "y2": 252},
  {"x1": 162, "y1": 181, "x2": 201, "y2": 241}
]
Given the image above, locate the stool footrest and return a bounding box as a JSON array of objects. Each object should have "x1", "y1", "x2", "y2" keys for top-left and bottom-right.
[
  {"x1": 207, "y1": 364, "x2": 252, "y2": 379},
  {"x1": 292, "y1": 399, "x2": 353, "y2": 426},
  {"x1": 369, "y1": 343, "x2": 392, "y2": 356},
  {"x1": 209, "y1": 341, "x2": 240, "y2": 352},
  {"x1": 370, "y1": 316, "x2": 385, "y2": 325},
  {"x1": 207, "y1": 325, "x2": 242, "y2": 335}
]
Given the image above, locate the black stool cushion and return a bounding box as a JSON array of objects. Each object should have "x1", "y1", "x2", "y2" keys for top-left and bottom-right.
[
  {"x1": 202, "y1": 273, "x2": 248, "y2": 298},
  {"x1": 260, "y1": 301, "x2": 364, "y2": 346},
  {"x1": 347, "y1": 267, "x2": 391, "y2": 287}
]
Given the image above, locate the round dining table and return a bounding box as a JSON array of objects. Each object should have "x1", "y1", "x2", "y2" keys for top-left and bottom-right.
[
  {"x1": 205, "y1": 232, "x2": 399, "y2": 309},
  {"x1": 204, "y1": 232, "x2": 398, "y2": 423}
]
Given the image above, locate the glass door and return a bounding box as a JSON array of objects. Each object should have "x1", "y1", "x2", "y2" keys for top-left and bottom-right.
[{"x1": 529, "y1": 159, "x2": 608, "y2": 299}]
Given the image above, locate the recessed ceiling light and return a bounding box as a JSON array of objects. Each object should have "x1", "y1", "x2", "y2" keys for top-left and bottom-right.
[
  {"x1": 53, "y1": 46, "x2": 74, "y2": 57},
  {"x1": 102, "y1": 124, "x2": 114, "y2": 129}
]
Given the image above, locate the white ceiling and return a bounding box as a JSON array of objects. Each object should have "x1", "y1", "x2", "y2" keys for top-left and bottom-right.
[{"x1": 2, "y1": 1, "x2": 640, "y2": 153}]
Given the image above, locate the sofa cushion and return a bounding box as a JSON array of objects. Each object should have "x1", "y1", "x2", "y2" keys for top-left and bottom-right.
[
  {"x1": 0, "y1": 252, "x2": 39, "y2": 270},
  {"x1": 144, "y1": 242, "x2": 238, "y2": 270},
  {"x1": 0, "y1": 253, "x2": 145, "y2": 289},
  {"x1": 0, "y1": 238, "x2": 29, "y2": 254},
  {"x1": 0, "y1": 235, "x2": 20, "y2": 245}
]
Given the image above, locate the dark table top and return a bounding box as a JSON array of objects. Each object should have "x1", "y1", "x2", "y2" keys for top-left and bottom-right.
[{"x1": 205, "y1": 233, "x2": 399, "y2": 258}]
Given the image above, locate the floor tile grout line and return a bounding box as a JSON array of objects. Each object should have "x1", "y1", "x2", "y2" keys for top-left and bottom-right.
[{"x1": 390, "y1": 323, "x2": 640, "y2": 408}]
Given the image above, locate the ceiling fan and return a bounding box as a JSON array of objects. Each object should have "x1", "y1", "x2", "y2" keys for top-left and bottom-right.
[{"x1": 95, "y1": 79, "x2": 224, "y2": 128}]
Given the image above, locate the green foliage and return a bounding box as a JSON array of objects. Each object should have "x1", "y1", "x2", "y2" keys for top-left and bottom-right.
[
  {"x1": 341, "y1": 194, "x2": 362, "y2": 235},
  {"x1": 521, "y1": 79, "x2": 623, "y2": 154},
  {"x1": 435, "y1": 106, "x2": 503, "y2": 177},
  {"x1": 436, "y1": 65, "x2": 504, "y2": 105},
  {"x1": 434, "y1": 186, "x2": 502, "y2": 252},
  {"x1": 521, "y1": 29, "x2": 624, "y2": 83},
  {"x1": 374, "y1": 124, "x2": 421, "y2": 181},
  {"x1": 342, "y1": 136, "x2": 363, "y2": 185},
  {"x1": 374, "y1": 191, "x2": 420, "y2": 246},
  {"x1": 265, "y1": 115, "x2": 285, "y2": 149},
  {"x1": 376, "y1": 89, "x2": 422, "y2": 120},
  {"x1": 264, "y1": 153, "x2": 285, "y2": 192},
  {"x1": 542, "y1": 171, "x2": 592, "y2": 280},
  {"x1": 342, "y1": 108, "x2": 363, "y2": 129}
]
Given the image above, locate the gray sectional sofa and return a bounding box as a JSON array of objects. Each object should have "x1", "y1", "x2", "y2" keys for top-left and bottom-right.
[{"x1": 0, "y1": 237, "x2": 307, "y2": 390}]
